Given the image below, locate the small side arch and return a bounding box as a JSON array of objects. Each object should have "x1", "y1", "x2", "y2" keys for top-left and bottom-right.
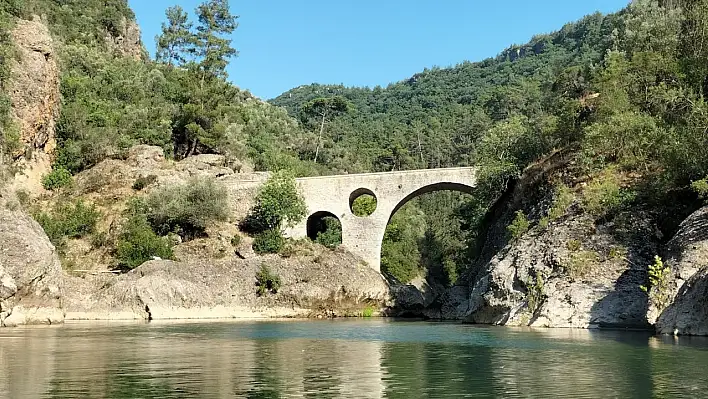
[{"x1": 306, "y1": 211, "x2": 342, "y2": 242}]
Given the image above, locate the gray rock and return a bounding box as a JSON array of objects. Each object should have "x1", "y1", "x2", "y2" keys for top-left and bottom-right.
[
  {"x1": 0, "y1": 267, "x2": 17, "y2": 300},
  {"x1": 656, "y1": 267, "x2": 708, "y2": 335},
  {"x1": 0, "y1": 191, "x2": 64, "y2": 326}
]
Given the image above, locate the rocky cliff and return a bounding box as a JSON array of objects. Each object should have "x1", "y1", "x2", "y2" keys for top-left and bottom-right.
[{"x1": 7, "y1": 16, "x2": 60, "y2": 193}]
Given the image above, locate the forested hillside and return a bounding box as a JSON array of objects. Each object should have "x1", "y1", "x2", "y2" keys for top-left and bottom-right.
[
  {"x1": 271, "y1": 0, "x2": 708, "y2": 283},
  {"x1": 2, "y1": 0, "x2": 708, "y2": 288}
]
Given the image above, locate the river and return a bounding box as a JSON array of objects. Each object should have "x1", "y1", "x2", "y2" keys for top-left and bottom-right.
[{"x1": 1, "y1": 319, "x2": 707, "y2": 398}]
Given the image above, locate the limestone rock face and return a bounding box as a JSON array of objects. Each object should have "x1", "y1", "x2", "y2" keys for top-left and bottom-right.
[
  {"x1": 0, "y1": 191, "x2": 64, "y2": 326},
  {"x1": 104, "y1": 18, "x2": 144, "y2": 60},
  {"x1": 655, "y1": 206, "x2": 708, "y2": 335},
  {"x1": 8, "y1": 16, "x2": 60, "y2": 193}
]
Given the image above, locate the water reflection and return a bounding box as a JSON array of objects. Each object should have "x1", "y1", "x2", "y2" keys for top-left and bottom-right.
[{"x1": 0, "y1": 320, "x2": 707, "y2": 398}]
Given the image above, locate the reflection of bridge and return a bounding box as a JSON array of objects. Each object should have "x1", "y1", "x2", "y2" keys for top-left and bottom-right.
[{"x1": 285, "y1": 167, "x2": 478, "y2": 272}]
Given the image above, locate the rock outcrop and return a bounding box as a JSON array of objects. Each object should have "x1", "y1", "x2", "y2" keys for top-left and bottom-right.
[
  {"x1": 104, "y1": 17, "x2": 144, "y2": 60},
  {"x1": 63, "y1": 246, "x2": 389, "y2": 321},
  {"x1": 436, "y1": 152, "x2": 656, "y2": 329},
  {"x1": 8, "y1": 16, "x2": 60, "y2": 193},
  {"x1": 655, "y1": 206, "x2": 708, "y2": 335},
  {"x1": 0, "y1": 191, "x2": 64, "y2": 327}
]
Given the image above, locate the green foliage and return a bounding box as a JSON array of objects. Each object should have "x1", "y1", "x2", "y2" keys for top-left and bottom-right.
[
  {"x1": 315, "y1": 216, "x2": 342, "y2": 249},
  {"x1": 142, "y1": 177, "x2": 228, "y2": 239},
  {"x1": 361, "y1": 305, "x2": 375, "y2": 318},
  {"x1": 507, "y1": 210, "x2": 530, "y2": 240},
  {"x1": 34, "y1": 200, "x2": 100, "y2": 250},
  {"x1": 381, "y1": 204, "x2": 425, "y2": 283},
  {"x1": 581, "y1": 171, "x2": 636, "y2": 218},
  {"x1": 691, "y1": 177, "x2": 708, "y2": 200},
  {"x1": 526, "y1": 272, "x2": 545, "y2": 314},
  {"x1": 252, "y1": 229, "x2": 285, "y2": 255},
  {"x1": 42, "y1": 167, "x2": 73, "y2": 191},
  {"x1": 641, "y1": 255, "x2": 671, "y2": 311},
  {"x1": 243, "y1": 172, "x2": 306, "y2": 233},
  {"x1": 352, "y1": 194, "x2": 377, "y2": 217},
  {"x1": 115, "y1": 213, "x2": 173, "y2": 270},
  {"x1": 547, "y1": 184, "x2": 574, "y2": 221},
  {"x1": 256, "y1": 264, "x2": 281, "y2": 296},
  {"x1": 132, "y1": 175, "x2": 158, "y2": 191}
]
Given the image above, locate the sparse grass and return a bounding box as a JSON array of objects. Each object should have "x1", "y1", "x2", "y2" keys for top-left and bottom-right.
[
  {"x1": 548, "y1": 184, "x2": 574, "y2": 220},
  {"x1": 563, "y1": 250, "x2": 600, "y2": 280},
  {"x1": 609, "y1": 246, "x2": 628, "y2": 260},
  {"x1": 566, "y1": 239, "x2": 582, "y2": 252},
  {"x1": 507, "y1": 210, "x2": 530, "y2": 240}
]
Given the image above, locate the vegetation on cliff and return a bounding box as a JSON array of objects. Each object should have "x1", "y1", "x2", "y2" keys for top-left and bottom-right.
[{"x1": 3, "y1": 0, "x2": 708, "y2": 291}]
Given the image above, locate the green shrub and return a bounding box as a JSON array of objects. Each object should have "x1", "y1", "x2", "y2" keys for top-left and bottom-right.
[
  {"x1": 242, "y1": 172, "x2": 306, "y2": 233},
  {"x1": 581, "y1": 171, "x2": 636, "y2": 218},
  {"x1": 352, "y1": 194, "x2": 377, "y2": 217},
  {"x1": 252, "y1": 229, "x2": 285, "y2": 255},
  {"x1": 256, "y1": 265, "x2": 281, "y2": 296},
  {"x1": 641, "y1": 256, "x2": 671, "y2": 311},
  {"x1": 143, "y1": 177, "x2": 228, "y2": 239},
  {"x1": 526, "y1": 272, "x2": 545, "y2": 314},
  {"x1": 691, "y1": 177, "x2": 708, "y2": 199},
  {"x1": 41, "y1": 167, "x2": 73, "y2": 191},
  {"x1": 132, "y1": 175, "x2": 157, "y2": 191},
  {"x1": 115, "y1": 214, "x2": 173, "y2": 270},
  {"x1": 315, "y1": 216, "x2": 342, "y2": 249},
  {"x1": 548, "y1": 184, "x2": 574, "y2": 220},
  {"x1": 34, "y1": 200, "x2": 100, "y2": 249},
  {"x1": 361, "y1": 305, "x2": 375, "y2": 317},
  {"x1": 507, "y1": 210, "x2": 530, "y2": 240}
]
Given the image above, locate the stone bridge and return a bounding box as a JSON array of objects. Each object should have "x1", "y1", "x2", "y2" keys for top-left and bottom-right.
[{"x1": 285, "y1": 167, "x2": 478, "y2": 272}]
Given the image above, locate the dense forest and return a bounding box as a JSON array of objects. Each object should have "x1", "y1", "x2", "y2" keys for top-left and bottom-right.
[{"x1": 1, "y1": 0, "x2": 708, "y2": 285}]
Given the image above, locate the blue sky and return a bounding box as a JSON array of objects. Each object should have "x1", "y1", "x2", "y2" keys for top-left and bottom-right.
[{"x1": 129, "y1": 0, "x2": 629, "y2": 100}]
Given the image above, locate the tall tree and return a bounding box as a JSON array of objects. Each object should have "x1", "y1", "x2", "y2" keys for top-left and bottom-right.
[
  {"x1": 301, "y1": 97, "x2": 351, "y2": 163},
  {"x1": 193, "y1": 0, "x2": 239, "y2": 81},
  {"x1": 155, "y1": 6, "x2": 193, "y2": 66}
]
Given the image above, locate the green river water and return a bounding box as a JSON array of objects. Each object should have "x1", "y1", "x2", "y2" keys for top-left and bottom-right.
[{"x1": 1, "y1": 319, "x2": 707, "y2": 398}]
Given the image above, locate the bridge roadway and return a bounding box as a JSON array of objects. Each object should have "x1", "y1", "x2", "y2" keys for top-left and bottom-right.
[{"x1": 284, "y1": 167, "x2": 478, "y2": 272}]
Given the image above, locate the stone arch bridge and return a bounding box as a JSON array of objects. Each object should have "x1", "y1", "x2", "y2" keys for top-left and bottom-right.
[{"x1": 285, "y1": 167, "x2": 477, "y2": 272}]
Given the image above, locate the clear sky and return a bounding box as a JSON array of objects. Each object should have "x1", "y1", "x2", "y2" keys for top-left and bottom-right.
[{"x1": 129, "y1": 0, "x2": 630, "y2": 100}]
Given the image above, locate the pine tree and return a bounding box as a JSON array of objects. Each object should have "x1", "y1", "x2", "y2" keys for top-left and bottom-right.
[
  {"x1": 155, "y1": 6, "x2": 193, "y2": 66},
  {"x1": 193, "y1": 0, "x2": 239, "y2": 81}
]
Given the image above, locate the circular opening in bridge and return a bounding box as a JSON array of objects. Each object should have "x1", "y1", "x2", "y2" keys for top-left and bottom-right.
[
  {"x1": 306, "y1": 211, "x2": 342, "y2": 249},
  {"x1": 349, "y1": 188, "x2": 377, "y2": 217}
]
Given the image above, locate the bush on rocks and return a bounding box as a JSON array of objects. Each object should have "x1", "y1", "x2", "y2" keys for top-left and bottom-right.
[
  {"x1": 252, "y1": 229, "x2": 285, "y2": 255},
  {"x1": 115, "y1": 213, "x2": 173, "y2": 269}
]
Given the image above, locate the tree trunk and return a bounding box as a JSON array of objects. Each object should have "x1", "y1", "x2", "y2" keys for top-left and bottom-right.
[{"x1": 314, "y1": 111, "x2": 327, "y2": 163}]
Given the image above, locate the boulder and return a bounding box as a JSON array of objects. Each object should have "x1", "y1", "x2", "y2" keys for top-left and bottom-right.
[
  {"x1": 0, "y1": 191, "x2": 64, "y2": 326},
  {"x1": 655, "y1": 206, "x2": 708, "y2": 335}
]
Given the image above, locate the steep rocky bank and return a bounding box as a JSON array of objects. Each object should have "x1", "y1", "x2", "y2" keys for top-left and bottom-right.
[{"x1": 7, "y1": 16, "x2": 60, "y2": 194}]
